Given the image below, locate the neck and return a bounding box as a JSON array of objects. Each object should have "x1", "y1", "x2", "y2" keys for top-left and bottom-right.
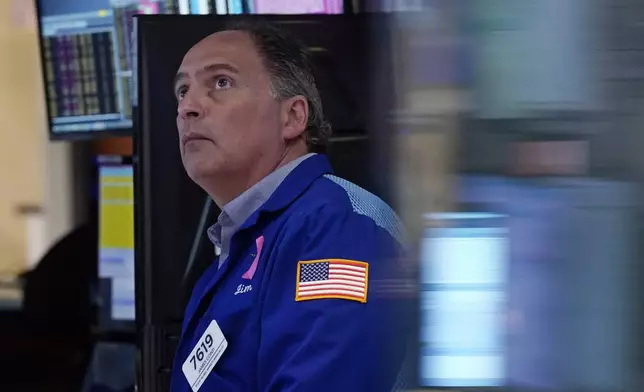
[{"x1": 206, "y1": 144, "x2": 307, "y2": 208}]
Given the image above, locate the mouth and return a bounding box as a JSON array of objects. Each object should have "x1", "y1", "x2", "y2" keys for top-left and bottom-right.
[{"x1": 182, "y1": 134, "x2": 211, "y2": 146}]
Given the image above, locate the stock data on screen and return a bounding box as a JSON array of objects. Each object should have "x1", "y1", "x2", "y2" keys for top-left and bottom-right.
[
  {"x1": 99, "y1": 165, "x2": 135, "y2": 321},
  {"x1": 420, "y1": 214, "x2": 508, "y2": 387}
]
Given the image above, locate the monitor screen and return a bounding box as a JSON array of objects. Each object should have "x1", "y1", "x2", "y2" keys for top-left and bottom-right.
[
  {"x1": 252, "y1": 0, "x2": 342, "y2": 14},
  {"x1": 420, "y1": 212, "x2": 508, "y2": 387},
  {"x1": 417, "y1": 177, "x2": 512, "y2": 389},
  {"x1": 36, "y1": 0, "x2": 167, "y2": 138},
  {"x1": 98, "y1": 157, "x2": 135, "y2": 324},
  {"x1": 171, "y1": 0, "x2": 343, "y2": 15}
]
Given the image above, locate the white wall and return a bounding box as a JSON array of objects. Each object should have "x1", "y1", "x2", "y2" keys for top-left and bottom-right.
[
  {"x1": 0, "y1": 0, "x2": 75, "y2": 276},
  {"x1": 0, "y1": 1, "x2": 45, "y2": 275},
  {"x1": 43, "y1": 142, "x2": 75, "y2": 251}
]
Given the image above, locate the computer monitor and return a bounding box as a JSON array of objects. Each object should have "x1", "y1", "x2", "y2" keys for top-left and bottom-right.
[
  {"x1": 418, "y1": 177, "x2": 510, "y2": 388},
  {"x1": 252, "y1": 0, "x2": 342, "y2": 14},
  {"x1": 35, "y1": 0, "x2": 169, "y2": 139},
  {"x1": 97, "y1": 155, "x2": 135, "y2": 331},
  {"x1": 199, "y1": 0, "x2": 343, "y2": 14}
]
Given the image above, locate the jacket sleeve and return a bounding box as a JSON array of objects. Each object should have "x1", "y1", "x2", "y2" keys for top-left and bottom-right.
[{"x1": 257, "y1": 205, "x2": 411, "y2": 392}]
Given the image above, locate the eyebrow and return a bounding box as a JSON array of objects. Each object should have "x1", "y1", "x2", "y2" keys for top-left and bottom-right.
[{"x1": 173, "y1": 63, "x2": 240, "y2": 91}]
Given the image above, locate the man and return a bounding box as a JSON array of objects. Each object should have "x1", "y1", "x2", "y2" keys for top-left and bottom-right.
[{"x1": 171, "y1": 19, "x2": 409, "y2": 392}]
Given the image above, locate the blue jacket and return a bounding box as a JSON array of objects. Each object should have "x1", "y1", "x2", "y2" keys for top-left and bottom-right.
[{"x1": 170, "y1": 154, "x2": 410, "y2": 392}]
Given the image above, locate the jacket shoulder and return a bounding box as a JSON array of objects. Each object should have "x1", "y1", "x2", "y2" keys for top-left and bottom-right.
[{"x1": 290, "y1": 174, "x2": 405, "y2": 244}]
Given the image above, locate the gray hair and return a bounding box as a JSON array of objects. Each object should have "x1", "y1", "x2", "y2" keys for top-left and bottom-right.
[{"x1": 222, "y1": 19, "x2": 332, "y2": 153}]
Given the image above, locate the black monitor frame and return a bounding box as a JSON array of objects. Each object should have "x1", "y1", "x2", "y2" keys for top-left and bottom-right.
[{"x1": 134, "y1": 13, "x2": 393, "y2": 391}]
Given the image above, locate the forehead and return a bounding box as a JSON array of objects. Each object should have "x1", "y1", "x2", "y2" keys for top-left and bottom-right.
[{"x1": 179, "y1": 30, "x2": 263, "y2": 72}]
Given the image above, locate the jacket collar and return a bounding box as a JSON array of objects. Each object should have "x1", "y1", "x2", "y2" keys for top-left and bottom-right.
[{"x1": 238, "y1": 154, "x2": 334, "y2": 231}]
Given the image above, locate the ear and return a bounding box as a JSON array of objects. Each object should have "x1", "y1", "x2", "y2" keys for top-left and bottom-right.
[{"x1": 280, "y1": 95, "x2": 308, "y2": 141}]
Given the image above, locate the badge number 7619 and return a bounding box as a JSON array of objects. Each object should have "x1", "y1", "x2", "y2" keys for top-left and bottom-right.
[
  {"x1": 190, "y1": 333, "x2": 214, "y2": 370},
  {"x1": 182, "y1": 320, "x2": 228, "y2": 391}
]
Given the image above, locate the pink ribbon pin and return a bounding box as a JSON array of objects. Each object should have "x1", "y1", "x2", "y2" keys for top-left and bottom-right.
[{"x1": 242, "y1": 235, "x2": 264, "y2": 280}]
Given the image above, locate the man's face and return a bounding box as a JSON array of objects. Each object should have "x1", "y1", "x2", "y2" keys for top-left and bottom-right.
[{"x1": 174, "y1": 31, "x2": 285, "y2": 186}]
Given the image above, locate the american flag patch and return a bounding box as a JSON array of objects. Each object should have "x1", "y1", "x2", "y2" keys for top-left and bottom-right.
[{"x1": 295, "y1": 259, "x2": 369, "y2": 303}]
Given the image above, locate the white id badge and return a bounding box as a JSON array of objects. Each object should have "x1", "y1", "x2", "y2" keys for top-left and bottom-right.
[{"x1": 182, "y1": 320, "x2": 228, "y2": 392}]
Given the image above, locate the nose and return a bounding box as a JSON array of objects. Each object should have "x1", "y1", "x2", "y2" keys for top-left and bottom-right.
[{"x1": 177, "y1": 91, "x2": 203, "y2": 120}]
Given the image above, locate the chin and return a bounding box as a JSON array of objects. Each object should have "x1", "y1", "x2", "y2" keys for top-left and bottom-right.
[
  {"x1": 183, "y1": 154, "x2": 225, "y2": 183},
  {"x1": 185, "y1": 161, "x2": 215, "y2": 181}
]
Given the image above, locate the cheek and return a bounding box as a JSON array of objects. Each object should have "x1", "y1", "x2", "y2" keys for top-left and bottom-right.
[
  {"x1": 247, "y1": 99, "x2": 282, "y2": 138},
  {"x1": 228, "y1": 99, "x2": 277, "y2": 142},
  {"x1": 176, "y1": 117, "x2": 183, "y2": 148},
  {"x1": 209, "y1": 93, "x2": 282, "y2": 154},
  {"x1": 176, "y1": 116, "x2": 183, "y2": 136}
]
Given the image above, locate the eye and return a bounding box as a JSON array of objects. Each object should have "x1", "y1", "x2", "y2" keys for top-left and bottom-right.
[
  {"x1": 176, "y1": 86, "x2": 188, "y2": 100},
  {"x1": 213, "y1": 76, "x2": 232, "y2": 90}
]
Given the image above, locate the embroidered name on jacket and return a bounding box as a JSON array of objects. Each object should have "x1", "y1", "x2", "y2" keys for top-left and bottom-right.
[{"x1": 295, "y1": 259, "x2": 369, "y2": 303}]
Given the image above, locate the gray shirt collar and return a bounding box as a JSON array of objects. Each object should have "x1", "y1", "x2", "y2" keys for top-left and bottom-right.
[{"x1": 207, "y1": 153, "x2": 316, "y2": 255}]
